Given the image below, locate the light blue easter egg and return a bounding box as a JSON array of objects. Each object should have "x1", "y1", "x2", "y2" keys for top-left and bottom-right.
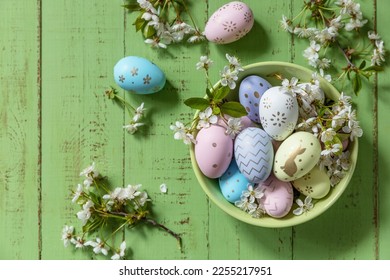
[
  {"x1": 234, "y1": 127, "x2": 274, "y2": 183},
  {"x1": 113, "y1": 56, "x2": 166, "y2": 94},
  {"x1": 239, "y1": 75, "x2": 272, "y2": 123},
  {"x1": 219, "y1": 159, "x2": 251, "y2": 203}
]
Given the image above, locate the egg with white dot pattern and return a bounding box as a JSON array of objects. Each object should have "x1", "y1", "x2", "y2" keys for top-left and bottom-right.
[
  {"x1": 239, "y1": 75, "x2": 272, "y2": 123},
  {"x1": 113, "y1": 56, "x2": 166, "y2": 94},
  {"x1": 195, "y1": 124, "x2": 233, "y2": 179}
]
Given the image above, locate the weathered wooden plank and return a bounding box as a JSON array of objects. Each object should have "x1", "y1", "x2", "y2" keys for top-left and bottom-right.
[
  {"x1": 291, "y1": 0, "x2": 377, "y2": 259},
  {"x1": 40, "y1": 0, "x2": 124, "y2": 259},
  {"x1": 0, "y1": 0, "x2": 40, "y2": 259},
  {"x1": 120, "y1": 0, "x2": 211, "y2": 259},
  {"x1": 377, "y1": 0, "x2": 390, "y2": 260},
  {"x1": 206, "y1": 0, "x2": 293, "y2": 260}
]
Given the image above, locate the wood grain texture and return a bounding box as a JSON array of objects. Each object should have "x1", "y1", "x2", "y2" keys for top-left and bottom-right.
[
  {"x1": 0, "y1": 0, "x2": 40, "y2": 259},
  {"x1": 1, "y1": 0, "x2": 389, "y2": 260}
]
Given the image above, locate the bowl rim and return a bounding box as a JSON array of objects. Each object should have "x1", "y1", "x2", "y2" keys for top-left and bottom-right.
[{"x1": 189, "y1": 61, "x2": 359, "y2": 228}]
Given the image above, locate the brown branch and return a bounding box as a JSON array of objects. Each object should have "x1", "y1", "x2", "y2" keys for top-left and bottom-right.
[{"x1": 144, "y1": 218, "x2": 182, "y2": 250}]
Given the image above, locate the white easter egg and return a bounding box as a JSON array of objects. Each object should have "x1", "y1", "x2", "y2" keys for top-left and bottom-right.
[{"x1": 259, "y1": 86, "x2": 299, "y2": 141}]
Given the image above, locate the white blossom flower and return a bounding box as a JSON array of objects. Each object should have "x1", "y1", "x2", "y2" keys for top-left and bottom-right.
[
  {"x1": 321, "y1": 128, "x2": 336, "y2": 143},
  {"x1": 134, "y1": 191, "x2": 150, "y2": 209},
  {"x1": 123, "y1": 122, "x2": 144, "y2": 134},
  {"x1": 280, "y1": 15, "x2": 293, "y2": 33},
  {"x1": 293, "y1": 196, "x2": 314, "y2": 215},
  {"x1": 159, "y1": 183, "x2": 168, "y2": 194},
  {"x1": 85, "y1": 238, "x2": 109, "y2": 256},
  {"x1": 368, "y1": 31, "x2": 381, "y2": 41},
  {"x1": 241, "y1": 184, "x2": 265, "y2": 203},
  {"x1": 294, "y1": 27, "x2": 317, "y2": 38},
  {"x1": 80, "y1": 162, "x2": 99, "y2": 179},
  {"x1": 76, "y1": 200, "x2": 94, "y2": 226},
  {"x1": 345, "y1": 18, "x2": 367, "y2": 31},
  {"x1": 72, "y1": 184, "x2": 83, "y2": 203},
  {"x1": 125, "y1": 184, "x2": 142, "y2": 200},
  {"x1": 337, "y1": 151, "x2": 351, "y2": 171},
  {"x1": 249, "y1": 205, "x2": 266, "y2": 218},
  {"x1": 226, "y1": 54, "x2": 244, "y2": 72},
  {"x1": 137, "y1": 0, "x2": 153, "y2": 11},
  {"x1": 61, "y1": 225, "x2": 74, "y2": 247},
  {"x1": 187, "y1": 33, "x2": 206, "y2": 43},
  {"x1": 144, "y1": 38, "x2": 167, "y2": 49},
  {"x1": 133, "y1": 103, "x2": 146, "y2": 122},
  {"x1": 197, "y1": 107, "x2": 218, "y2": 129},
  {"x1": 234, "y1": 196, "x2": 257, "y2": 212},
  {"x1": 170, "y1": 121, "x2": 196, "y2": 145},
  {"x1": 220, "y1": 66, "x2": 239, "y2": 89},
  {"x1": 71, "y1": 236, "x2": 86, "y2": 249},
  {"x1": 303, "y1": 40, "x2": 320, "y2": 67},
  {"x1": 111, "y1": 241, "x2": 126, "y2": 260},
  {"x1": 196, "y1": 56, "x2": 213, "y2": 70},
  {"x1": 225, "y1": 118, "x2": 242, "y2": 138},
  {"x1": 321, "y1": 143, "x2": 342, "y2": 157},
  {"x1": 281, "y1": 77, "x2": 301, "y2": 96}
]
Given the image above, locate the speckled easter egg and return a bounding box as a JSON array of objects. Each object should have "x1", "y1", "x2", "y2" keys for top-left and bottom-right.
[
  {"x1": 113, "y1": 56, "x2": 166, "y2": 94},
  {"x1": 273, "y1": 132, "x2": 321, "y2": 182},
  {"x1": 195, "y1": 125, "x2": 233, "y2": 179},
  {"x1": 234, "y1": 127, "x2": 274, "y2": 183},
  {"x1": 239, "y1": 75, "x2": 272, "y2": 123},
  {"x1": 204, "y1": 1, "x2": 254, "y2": 44},
  {"x1": 258, "y1": 174, "x2": 294, "y2": 218},
  {"x1": 259, "y1": 86, "x2": 299, "y2": 141},
  {"x1": 292, "y1": 165, "x2": 331, "y2": 199},
  {"x1": 219, "y1": 160, "x2": 251, "y2": 203}
]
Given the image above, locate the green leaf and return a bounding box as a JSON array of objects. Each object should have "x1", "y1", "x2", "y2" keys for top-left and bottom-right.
[
  {"x1": 359, "y1": 60, "x2": 366, "y2": 69},
  {"x1": 352, "y1": 73, "x2": 362, "y2": 95},
  {"x1": 122, "y1": 4, "x2": 140, "y2": 11},
  {"x1": 213, "y1": 106, "x2": 221, "y2": 115},
  {"x1": 184, "y1": 97, "x2": 210, "y2": 110},
  {"x1": 364, "y1": 65, "x2": 384, "y2": 72},
  {"x1": 143, "y1": 24, "x2": 156, "y2": 38},
  {"x1": 133, "y1": 17, "x2": 146, "y2": 32},
  {"x1": 206, "y1": 88, "x2": 214, "y2": 99},
  {"x1": 220, "y1": 101, "x2": 248, "y2": 118},
  {"x1": 213, "y1": 86, "x2": 230, "y2": 101}
]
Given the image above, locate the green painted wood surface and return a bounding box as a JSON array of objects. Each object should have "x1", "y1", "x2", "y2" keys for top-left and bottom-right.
[{"x1": 0, "y1": 0, "x2": 389, "y2": 260}]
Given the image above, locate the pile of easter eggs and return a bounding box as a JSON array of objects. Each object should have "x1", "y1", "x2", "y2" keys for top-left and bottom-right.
[{"x1": 194, "y1": 75, "x2": 332, "y2": 219}]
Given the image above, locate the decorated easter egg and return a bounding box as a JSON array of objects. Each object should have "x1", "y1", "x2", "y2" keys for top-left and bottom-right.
[
  {"x1": 219, "y1": 160, "x2": 251, "y2": 203},
  {"x1": 259, "y1": 86, "x2": 299, "y2": 141},
  {"x1": 113, "y1": 56, "x2": 166, "y2": 94},
  {"x1": 204, "y1": 1, "x2": 254, "y2": 44},
  {"x1": 195, "y1": 125, "x2": 233, "y2": 179},
  {"x1": 292, "y1": 165, "x2": 330, "y2": 199},
  {"x1": 273, "y1": 132, "x2": 321, "y2": 181},
  {"x1": 234, "y1": 127, "x2": 274, "y2": 183},
  {"x1": 239, "y1": 75, "x2": 272, "y2": 123},
  {"x1": 258, "y1": 174, "x2": 294, "y2": 218}
]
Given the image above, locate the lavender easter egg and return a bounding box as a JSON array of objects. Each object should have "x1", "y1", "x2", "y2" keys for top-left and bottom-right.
[
  {"x1": 239, "y1": 75, "x2": 272, "y2": 123},
  {"x1": 234, "y1": 127, "x2": 274, "y2": 183},
  {"x1": 219, "y1": 160, "x2": 251, "y2": 203},
  {"x1": 258, "y1": 174, "x2": 294, "y2": 218},
  {"x1": 204, "y1": 1, "x2": 254, "y2": 44},
  {"x1": 259, "y1": 86, "x2": 299, "y2": 141},
  {"x1": 195, "y1": 125, "x2": 233, "y2": 178},
  {"x1": 114, "y1": 56, "x2": 166, "y2": 94}
]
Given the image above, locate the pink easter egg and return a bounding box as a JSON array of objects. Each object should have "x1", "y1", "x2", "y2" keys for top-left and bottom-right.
[
  {"x1": 195, "y1": 125, "x2": 233, "y2": 178},
  {"x1": 204, "y1": 1, "x2": 254, "y2": 44},
  {"x1": 258, "y1": 174, "x2": 294, "y2": 218}
]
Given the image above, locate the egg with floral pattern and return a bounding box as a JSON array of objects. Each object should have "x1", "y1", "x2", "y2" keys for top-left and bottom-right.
[
  {"x1": 204, "y1": 1, "x2": 254, "y2": 44},
  {"x1": 114, "y1": 56, "x2": 166, "y2": 94},
  {"x1": 259, "y1": 86, "x2": 299, "y2": 141}
]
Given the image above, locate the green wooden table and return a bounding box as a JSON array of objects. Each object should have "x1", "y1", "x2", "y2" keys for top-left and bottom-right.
[{"x1": 1, "y1": 0, "x2": 389, "y2": 260}]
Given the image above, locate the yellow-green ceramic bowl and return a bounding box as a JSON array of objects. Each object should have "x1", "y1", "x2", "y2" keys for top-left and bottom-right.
[{"x1": 189, "y1": 61, "x2": 358, "y2": 228}]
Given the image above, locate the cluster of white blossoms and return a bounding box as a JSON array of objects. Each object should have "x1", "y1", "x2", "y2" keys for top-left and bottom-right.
[
  {"x1": 136, "y1": 0, "x2": 205, "y2": 49},
  {"x1": 170, "y1": 54, "x2": 246, "y2": 144},
  {"x1": 292, "y1": 74, "x2": 363, "y2": 186},
  {"x1": 234, "y1": 184, "x2": 266, "y2": 218},
  {"x1": 123, "y1": 103, "x2": 146, "y2": 135},
  {"x1": 62, "y1": 163, "x2": 179, "y2": 260},
  {"x1": 281, "y1": 0, "x2": 385, "y2": 87}
]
